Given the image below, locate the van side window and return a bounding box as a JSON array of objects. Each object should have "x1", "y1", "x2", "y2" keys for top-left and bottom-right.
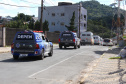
[
  {"x1": 82, "y1": 34, "x2": 86, "y2": 36},
  {"x1": 87, "y1": 34, "x2": 90, "y2": 36}
]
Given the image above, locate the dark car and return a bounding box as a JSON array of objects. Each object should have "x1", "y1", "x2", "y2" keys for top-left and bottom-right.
[
  {"x1": 59, "y1": 31, "x2": 80, "y2": 49},
  {"x1": 11, "y1": 30, "x2": 53, "y2": 60}
]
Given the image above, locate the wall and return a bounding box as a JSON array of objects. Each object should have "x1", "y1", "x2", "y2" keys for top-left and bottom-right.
[
  {"x1": 46, "y1": 31, "x2": 60, "y2": 43},
  {"x1": 6, "y1": 28, "x2": 24, "y2": 46}
]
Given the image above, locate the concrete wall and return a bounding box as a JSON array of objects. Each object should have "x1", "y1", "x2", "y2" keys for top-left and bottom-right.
[
  {"x1": 46, "y1": 31, "x2": 60, "y2": 43},
  {"x1": 5, "y1": 28, "x2": 24, "y2": 46}
]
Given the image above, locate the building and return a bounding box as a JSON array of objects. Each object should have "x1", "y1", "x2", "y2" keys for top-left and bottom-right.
[{"x1": 38, "y1": 2, "x2": 87, "y2": 36}]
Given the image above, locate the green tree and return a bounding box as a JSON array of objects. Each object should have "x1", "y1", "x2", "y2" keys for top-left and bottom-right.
[
  {"x1": 28, "y1": 19, "x2": 34, "y2": 30},
  {"x1": 34, "y1": 20, "x2": 40, "y2": 30},
  {"x1": 66, "y1": 11, "x2": 77, "y2": 31},
  {"x1": 43, "y1": 20, "x2": 49, "y2": 32}
]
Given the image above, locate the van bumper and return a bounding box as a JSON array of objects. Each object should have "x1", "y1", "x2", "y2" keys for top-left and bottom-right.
[{"x1": 59, "y1": 42, "x2": 75, "y2": 46}]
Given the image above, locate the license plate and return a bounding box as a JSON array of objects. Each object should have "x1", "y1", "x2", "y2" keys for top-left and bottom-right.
[
  {"x1": 65, "y1": 43, "x2": 69, "y2": 45},
  {"x1": 19, "y1": 54, "x2": 28, "y2": 57}
]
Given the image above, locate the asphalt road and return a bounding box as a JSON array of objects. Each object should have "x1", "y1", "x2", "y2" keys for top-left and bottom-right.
[{"x1": 0, "y1": 45, "x2": 109, "y2": 84}]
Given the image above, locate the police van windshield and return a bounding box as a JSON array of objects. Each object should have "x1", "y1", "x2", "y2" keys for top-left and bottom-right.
[{"x1": 16, "y1": 34, "x2": 33, "y2": 40}]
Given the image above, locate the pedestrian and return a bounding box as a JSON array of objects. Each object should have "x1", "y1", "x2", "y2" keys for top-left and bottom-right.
[
  {"x1": 109, "y1": 46, "x2": 126, "y2": 59},
  {"x1": 118, "y1": 46, "x2": 126, "y2": 58}
]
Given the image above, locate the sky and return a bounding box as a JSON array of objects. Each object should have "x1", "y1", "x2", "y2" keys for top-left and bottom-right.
[{"x1": 0, "y1": 0, "x2": 124, "y2": 18}]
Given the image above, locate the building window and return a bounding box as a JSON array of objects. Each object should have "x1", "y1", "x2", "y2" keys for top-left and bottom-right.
[
  {"x1": 61, "y1": 13, "x2": 65, "y2": 16},
  {"x1": 52, "y1": 22, "x2": 55, "y2": 26},
  {"x1": 84, "y1": 24, "x2": 86, "y2": 27},
  {"x1": 52, "y1": 13, "x2": 55, "y2": 16},
  {"x1": 84, "y1": 15, "x2": 86, "y2": 21},
  {"x1": 60, "y1": 22, "x2": 64, "y2": 26}
]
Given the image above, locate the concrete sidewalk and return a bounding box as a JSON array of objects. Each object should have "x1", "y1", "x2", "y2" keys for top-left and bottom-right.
[
  {"x1": 0, "y1": 47, "x2": 11, "y2": 53},
  {"x1": 81, "y1": 46, "x2": 126, "y2": 84}
]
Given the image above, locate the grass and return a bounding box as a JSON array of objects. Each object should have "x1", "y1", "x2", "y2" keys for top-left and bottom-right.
[{"x1": 109, "y1": 56, "x2": 122, "y2": 59}]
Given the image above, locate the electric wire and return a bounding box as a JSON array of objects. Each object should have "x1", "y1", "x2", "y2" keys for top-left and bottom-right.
[
  {"x1": 20, "y1": 0, "x2": 41, "y2": 5},
  {"x1": 0, "y1": 2, "x2": 38, "y2": 8},
  {"x1": 48, "y1": 0, "x2": 55, "y2": 6}
]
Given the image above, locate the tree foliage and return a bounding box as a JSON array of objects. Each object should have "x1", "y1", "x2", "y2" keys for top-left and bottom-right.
[
  {"x1": 43, "y1": 20, "x2": 49, "y2": 32},
  {"x1": 66, "y1": 11, "x2": 77, "y2": 31},
  {"x1": 77, "y1": 1, "x2": 119, "y2": 38},
  {"x1": 6, "y1": 13, "x2": 49, "y2": 32}
]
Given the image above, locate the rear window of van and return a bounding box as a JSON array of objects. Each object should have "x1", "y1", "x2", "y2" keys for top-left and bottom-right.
[{"x1": 16, "y1": 34, "x2": 33, "y2": 40}]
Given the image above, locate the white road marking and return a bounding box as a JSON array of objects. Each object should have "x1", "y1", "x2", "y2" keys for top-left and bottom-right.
[{"x1": 28, "y1": 51, "x2": 84, "y2": 78}]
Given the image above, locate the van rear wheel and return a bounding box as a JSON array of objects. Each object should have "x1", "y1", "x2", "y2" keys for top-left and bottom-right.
[
  {"x1": 74, "y1": 44, "x2": 77, "y2": 49},
  {"x1": 13, "y1": 55, "x2": 19, "y2": 60},
  {"x1": 78, "y1": 44, "x2": 80, "y2": 48},
  {"x1": 39, "y1": 49, "x2": 44, "y2": 60}
]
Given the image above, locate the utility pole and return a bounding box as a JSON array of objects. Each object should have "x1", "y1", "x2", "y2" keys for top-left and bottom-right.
[
  {"x1": 117, "y1": 0, "x2": 120, "y2": 44},
  {"x1": 78, "y1": 3, "x2": 81, "y2": 38},
  {"x1": 40, "y1": 0, "x2": 43, "y2": 31}
]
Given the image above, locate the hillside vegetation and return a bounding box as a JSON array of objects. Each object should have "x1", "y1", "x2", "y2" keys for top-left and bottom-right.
[{"x1": 78, "y1": 0, "x2": 116, "y2": 38}]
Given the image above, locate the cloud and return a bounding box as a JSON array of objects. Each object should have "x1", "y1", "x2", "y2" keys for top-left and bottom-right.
[{"x1": 0, "y1": 0, "x2": 39, "y2": 17}]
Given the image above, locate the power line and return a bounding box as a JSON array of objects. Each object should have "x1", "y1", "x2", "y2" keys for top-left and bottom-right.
[
  {"x1": 0, "y1": 2, "x2": 38, "y2": 8},
  {"x1": 20, "y1": 0, "x2": 41, "y2": 5},
  {"x1": 48, "y1": 0, "x2": 55, "y2": 6}
]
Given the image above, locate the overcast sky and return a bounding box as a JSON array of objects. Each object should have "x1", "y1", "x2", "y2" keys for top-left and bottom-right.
[{"x1": 0, "y1": 0, "x2": 124, "y2": 17}]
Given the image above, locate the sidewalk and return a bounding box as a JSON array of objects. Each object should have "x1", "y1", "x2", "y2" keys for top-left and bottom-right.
[
  {"x1": 0, "y1": 47, "x2": 11, "y2": 53},
  {"x1": 81, "y1": 46, "x2": 126, "y2": 84}
]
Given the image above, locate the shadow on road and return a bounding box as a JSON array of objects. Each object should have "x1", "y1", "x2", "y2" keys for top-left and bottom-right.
[
  {"x1": 54, "y1": 47, "x2": 76, "y2": 50},
  {"x1": 0, "y1": 56, "x2": 51, "y2": 62},
  {"x1": 106, "y1": 48, "x2": 122, "y2": 54},
  {"x1": 94, "y1": 51, "x2": 106, "y2": 55}
]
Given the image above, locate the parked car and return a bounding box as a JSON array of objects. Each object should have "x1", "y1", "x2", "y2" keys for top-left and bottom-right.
[
  {"x1": 93, "y1": 35, "x2": 101, "y2": 45},
  {"x1": 112, "y1": 36, "x2": 117, "y2": 45},
  {"x1": 103, "y1": 38, "x2": 114, "y2": 46},
  {"x1": 80, "y1": 31, "x2": 94, "y2": 45},
  {"x1": 11, "y1": 30, "x2": 53, "y2": 60},
  {"x1": 100, "y1": 37, "x2": 103, "y2": 45},
  {"x1": 59, "y1": 31, "x2": 80, "y2": 49}
]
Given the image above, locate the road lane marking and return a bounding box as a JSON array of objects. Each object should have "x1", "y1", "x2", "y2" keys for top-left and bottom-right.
[{"x1": 28, "y1": 52, "x2": 84, "y2": 78}]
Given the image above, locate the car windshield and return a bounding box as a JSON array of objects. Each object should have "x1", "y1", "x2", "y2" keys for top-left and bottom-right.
[
  {"x1": 16, "y1": 34, "x2": 33, "y2": 40},
  {"x1": 104, "y1": 39, "x2": 110, "y2": 42}
]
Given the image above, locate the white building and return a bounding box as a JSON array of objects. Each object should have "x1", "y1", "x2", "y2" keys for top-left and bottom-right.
[{"x1": 38, "y1": 2, "x2": 87, "y2": 36}]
